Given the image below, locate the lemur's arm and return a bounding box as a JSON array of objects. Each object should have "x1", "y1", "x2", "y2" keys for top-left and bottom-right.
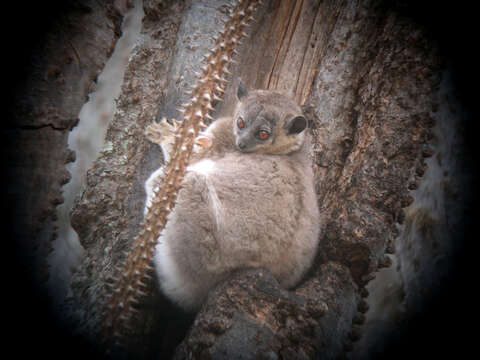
[
  {"x1": 191, "y1": 117, "x2": 236, "y2": 161},
  {"x1": 144, "y1": 116, "x2": 235, "y2": 166}
]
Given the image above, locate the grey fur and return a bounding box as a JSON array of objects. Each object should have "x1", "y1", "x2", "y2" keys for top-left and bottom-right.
[{"x1": 146, "y1": 87, "x2": 321, "y2": 311}]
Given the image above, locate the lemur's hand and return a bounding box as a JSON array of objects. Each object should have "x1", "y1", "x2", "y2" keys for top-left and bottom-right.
[
  {"x1": 144, "y1": 117, "x2": 179, "y2": 146},
  {"x1": 194, "y1": 135, "x2": 212, "y2": 149}
]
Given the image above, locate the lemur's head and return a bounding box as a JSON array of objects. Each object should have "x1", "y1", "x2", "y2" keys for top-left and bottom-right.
[{"x1": 233, "y1": 81, "x2": 307, "y2": 155}]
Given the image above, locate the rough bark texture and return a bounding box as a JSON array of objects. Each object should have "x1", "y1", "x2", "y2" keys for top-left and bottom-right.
[
  {"x1": 309, "y1": 0, "x2": 440, "y2": 285},
  {"x1": 6, "y1": 0, "x2": 127, "y2": 283},
  {"x1": 4, "y1": 0, "x2": 129, "y2": 358},
  {"x1": 174, "y1": 264, "x2": 356, "y2": 360},
  {"x1": 7, "y1": 0, "x2": 475, "y2": 359}
]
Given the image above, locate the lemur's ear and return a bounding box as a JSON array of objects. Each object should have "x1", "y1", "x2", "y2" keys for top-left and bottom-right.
[
  {"x1": 284, "y1": 115, "x2": 307, "y2": 135},
  {"x1": 237, "y1": 79, "x2": 248, "y2": 101}
]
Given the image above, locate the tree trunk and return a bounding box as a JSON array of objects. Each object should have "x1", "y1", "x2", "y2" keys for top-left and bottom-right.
[
  {"x1": 5, "y1": 1, "x2": 128, "y2": 359},
  {"x1": 8, "y1": 0, "x2": 474, "y2": 359}
]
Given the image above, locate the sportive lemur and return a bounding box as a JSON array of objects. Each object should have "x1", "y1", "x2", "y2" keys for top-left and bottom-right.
[{"x1": 145, "y1": 81, "x2": 321, "y2": 311}]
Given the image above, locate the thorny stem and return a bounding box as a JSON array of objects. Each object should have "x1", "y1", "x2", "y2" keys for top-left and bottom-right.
[{"x1": 101, "y1": 0, "x2": 262, "y2": 350}]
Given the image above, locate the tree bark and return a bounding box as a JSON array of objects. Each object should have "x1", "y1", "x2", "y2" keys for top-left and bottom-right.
[
  {"x1": 5, "y1": 0, "x2": 129, "y2": 359},
  {"x1": 8, "y1": 0, "x2": 473, "y2": 359},
  {"x1": 6, "y1": 0, "x2": 127, "y2": 283}
]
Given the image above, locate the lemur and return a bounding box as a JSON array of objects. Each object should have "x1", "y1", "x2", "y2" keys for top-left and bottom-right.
[{"x1": 145, "y1": 81, "x2": 321, "y2": 311}]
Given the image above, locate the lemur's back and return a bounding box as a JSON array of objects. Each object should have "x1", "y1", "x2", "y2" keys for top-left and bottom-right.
[{"x1": 150, "y1": 84, "x2": 321, "y2": 311}]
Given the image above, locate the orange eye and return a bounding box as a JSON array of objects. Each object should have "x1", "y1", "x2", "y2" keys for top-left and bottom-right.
[
  {"x1": 257, "y1": 130, "x2": 270, "y2": 140},
  {"x1": 237, "y1": 118, "x2": 245, "y2": 129}
]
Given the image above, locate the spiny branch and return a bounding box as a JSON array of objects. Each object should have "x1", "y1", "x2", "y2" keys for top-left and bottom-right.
[{"x1": 101, "y1": 0, "x2": 262, "y2": 349}]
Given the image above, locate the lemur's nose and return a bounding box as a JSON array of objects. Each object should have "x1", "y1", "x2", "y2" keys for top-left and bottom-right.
[{"x1": 237, "y1": 141, "x2": 247, "y2": 150}]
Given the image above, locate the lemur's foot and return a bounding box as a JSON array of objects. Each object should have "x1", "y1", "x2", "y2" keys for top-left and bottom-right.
[{"x1": 145, "y1": 117, "x2": 180, "y2": 146}]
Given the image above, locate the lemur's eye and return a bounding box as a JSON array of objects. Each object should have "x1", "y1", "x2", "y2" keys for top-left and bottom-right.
[
  {"x1": 237, "y1": 117, "x2": 245, "y2": 129},
  {"x1": 257, "y1": 130, "x2": 270, "y2": 140}
]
